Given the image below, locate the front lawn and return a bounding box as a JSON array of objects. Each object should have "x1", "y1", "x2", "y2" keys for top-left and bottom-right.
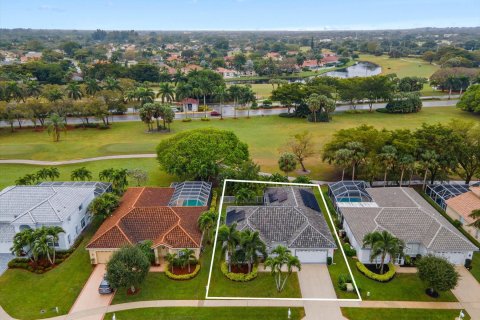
[
  {"x1": 341, "y1": 308, "x2": 470, "y2": 320},
  {"x1": 106, "y1": 307, "x2": 305, "y2": 320},
  {"x1": 319, "y1": 187, "x2": 457, "y2": 302},
  {"x1": 0, "y1": 220, "x2": 100, "y2": 320},
  {"x1": 471, "y1": 252, "x2": 480, "y2": 283}
]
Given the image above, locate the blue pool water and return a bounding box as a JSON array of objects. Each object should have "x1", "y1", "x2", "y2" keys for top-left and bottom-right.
[
  {"x1": 182, "y1": 199, "x2": 203, "y2": 206},
  {"x1": 337, "y1": 197, "x2": 362, "y2": 203}
]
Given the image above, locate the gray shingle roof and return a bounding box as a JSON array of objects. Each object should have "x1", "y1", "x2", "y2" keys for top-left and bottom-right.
[
  {"x1": 340, "y1": 187, "x2": 477, "y2": 252},
  {"x1": 226, "y1": 187, "x2": 336, "y2": 250},
  {"x1": 38, "y1": 181, "x2": 112, "y2": 197},
  {"x1": 0, "y1": 223, "x2": 15, "y2": 243},
  {"x1": 0, "y1": 186, "x2": 95, "y2": 224}
]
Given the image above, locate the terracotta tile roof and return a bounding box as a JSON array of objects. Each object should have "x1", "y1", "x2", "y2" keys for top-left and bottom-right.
[
  {"x1": 87, "y1": 187, "x2": 206, "y2": 250},
  {"x1": 446, "y1": 190, "x2": 480, "y2": 224}
]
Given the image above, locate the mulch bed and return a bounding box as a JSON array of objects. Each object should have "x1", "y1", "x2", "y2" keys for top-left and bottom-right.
[
  {"x1": 126, "y1": 287, "x2": 142, "y2": 295},
  {"x1": 230, "y1": 264, "x2": 250, "y2": 274},
  {"x1": 170, "y1": 263, "x2": 198, "y2": 275},
  {"x1": 364, "y1": 263, "x2": 390, "y2": 274}
]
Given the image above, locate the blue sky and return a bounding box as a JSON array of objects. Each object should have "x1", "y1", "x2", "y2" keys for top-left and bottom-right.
[{"x1": 1, "y1": 0, "x2": 479, "y2": 30}]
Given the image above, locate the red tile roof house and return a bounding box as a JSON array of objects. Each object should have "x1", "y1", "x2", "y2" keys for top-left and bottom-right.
[
  {"x1": 301, "y1": 59, "x2": 321, "y2": 70},
  {"x1": 445, "y1": 186, "x2": 480, "y2": 240},
  {"x1": 86, "y1": 182, "x2": 211, "y2": 264}
]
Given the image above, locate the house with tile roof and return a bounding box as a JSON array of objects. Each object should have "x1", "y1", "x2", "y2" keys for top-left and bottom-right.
[
  {"x1": 86, "y1": 182, "x2": 211, "y2": 264},
  {"x1": 226, "y1": 187, "x2": 336, "y2": 264},
  {"x1": 445, "y1": 186, "x2": 480, "y2": 240},
  {"x1": 328, "y1": 181, "x2": 478, "y2": 265},
  {"x1": 0, "y1": 184, "x2": 105, "y2": 253}
]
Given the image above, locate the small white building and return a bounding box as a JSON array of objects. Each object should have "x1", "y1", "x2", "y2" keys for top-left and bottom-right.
[
  {"x1": 216, "y1": 67, "x2": 239, "y2": 79},
  {"x1": 0, "y1": 182, "x2": 110, "y2": 253},
  {"x1": 179, "y1": 98, "x2": 200, "y2": 112}
]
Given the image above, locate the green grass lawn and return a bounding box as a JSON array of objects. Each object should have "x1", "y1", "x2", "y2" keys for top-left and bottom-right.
[
  {"x1": 106, "y1": 307, "x2": 305, "y2": 320},
  {"x1": 471, "y1": 252, "x2": 480, "y2": 283},
  {"x1": 1, "y1": 107, "x2": 478, "y2": 184},
  {"x1": 319, "y1": 187, "x2": 457, "y2": 302},
  {"x1": 0, "y1": 220, "x2": 101, "y2": 320},
  {"x1": 341, "y1": 308, "x2": 470, "y2": 320},
  {"x1": 358, "y1": 54, "x2": 440, "y2": 79}
]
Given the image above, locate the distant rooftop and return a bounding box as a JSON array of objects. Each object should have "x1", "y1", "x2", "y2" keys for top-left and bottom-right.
[{"x1": 38, "y1": 181, "x2": 112, "y2": 197}]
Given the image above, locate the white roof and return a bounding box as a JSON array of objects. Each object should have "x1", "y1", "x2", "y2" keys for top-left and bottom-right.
[{"x1": 0, "y1": 186, "x2": 95, "y2": 224}]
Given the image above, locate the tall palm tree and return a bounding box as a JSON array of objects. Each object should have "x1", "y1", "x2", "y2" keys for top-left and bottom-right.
[
  {"x1": 197, "y1": 77, "x2": 214, "y2": 118},
  {"x1": 175, "y1": 83, "x2": 193, "y2": 119},
  {"x1": 379, "y1": 145, "x2": 397, "y2": 187},
  {"x1": 345, "y1": 141, "x2": 365, "y2": 180},
  {"x1": 71, "y1": 167, "x2": 92, "y2": 181},
  {"x1": 240, "y1": 229, "x2": 267, "y2": 273},
  {"x1": 85, "y1": 78, "x2": 102, "y2": 96},
  {"x1": 156, "y1": 83, "x2": 175, "y2": 103},
  {"x1": 11, "y1": 228, "x2": 36, "y2": 262},
  {"x1": 47, "y1": 113, "x2": 66, "y2": 142},
  {"x1": 36, "y1": 168, "x2": 51, "y2": 181},
  {"x1": 228, "y1": 85, "x2": 242, "y2": 119},
  {"x1": 165, "y1": 252, "x2": 177, "y2": 272},
  {"x1": 197, "y1": 210, "x2": 217, "y2": 244},
  {"x1": 334, "y1": 149, "x2": 353, "y2": 180},
  {"x1": 65, "y1": 82, "x2": 83, "y2": 100},
  {"x1": 99, "y1": 168, "x2": 116, "y2": 181},
  {"x1": 103, "y1": 77, "x2": 121, "y2": 91},
  {"x1": 32, "y1": 233, "x2": 54, "y2": 265},
  {"x1": 44, "y1": 226, "x2": 64, "y2": 264},
  {"x1": 43, "y1": 86, "x2": 64, "y2": 103},
  {"x1": 306, "y1": 93, "x2": 321, "y2": 123},
  {"x1": 398, "y1": 154, "x2": 415, "y2": 186},
  {"x1": 214, "y1": 85, "x2": 228, "y2": 120},
  {"x1": 362, "y1": 230, "x2": 405, "y2": 275},
  {"x1": 420, "y1": 150, "x2": 438, "y2": 190},
  {"x1": 134, "y1": 86, "x2": 155, "y2": 107},
  {"x1": 6, "y1": 82, "x2": 25, "y2": 102},
  {"x1": 469, "y1": 209, "x2": 480, "y2": 229},
  {"x1": 264, "y1": 245, "x2": 301, "y2": 292},
  {"x1": 25, "y1": 80, "x2": 41, "y2": 99},
  {"x1": 46, "y1": 167, "x2": 60, "y2": 181},
  {"x1": 111, "y1": 168, "x2": 129, "y2": 193},
  {"x1": 179, "y1": 248, "x2": 197, "y2": 273},
  {"x1": 218, "y1": 223, "x2": 240, "y2": 272}
]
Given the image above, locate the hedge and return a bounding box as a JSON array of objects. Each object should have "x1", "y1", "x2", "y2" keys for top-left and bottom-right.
[
  {"x1": 182, "y1": 118, "x2": 192, "y2": 122},
  {"x1": 221, "y1": 261, "x2": 258, "y2": 282},
  {"x1": 356, "y1": 261, "x2": 396, "y2": 282},
  {"x1": 210, "y1": 191, "x2": 218, "y2": 212},
  {"x1": 165, "y1": 263, "x2": 201, "y2": 280}
]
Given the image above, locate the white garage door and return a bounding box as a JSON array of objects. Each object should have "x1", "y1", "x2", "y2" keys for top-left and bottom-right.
[
  {"x1": 95, "y1": 251, "x2": 114, "y2": 264},
  {"x1": 0, "y1": 242, "x2": 12, "y2": 254},
  {"x1": 434, "y1": 252, "x2": 466, "y2": 265},
  {"x1": 295, "y1": 249, "x2": 327, "y2": 263}
]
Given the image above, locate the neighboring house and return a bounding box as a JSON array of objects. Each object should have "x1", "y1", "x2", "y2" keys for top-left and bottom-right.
[
  {"x1": 445, "y1": 186, "x2": 480, "y2": 240},
  {"x1": 86, "y1": 181, "x2": 212, "y2": 264},
  {"x1": 20, "y1": 51, "x2": 42, "y2": 63},
  {"x1": 320, "y1": 54, "x2": 339, "y2": 66},
  {"x1": 0, "y1": 182, "x2": 110, "y2": 253},
  {"x1": 216, "y1": 67, "x2": 239, "y2": 79},
  {"x1": 181, "y1": 64, "x2": 203, "y2": 73},
  {"x1": 328, "y1": 181, "x2": 478, "y2": 265},
  {"x1": 179, "y1": 98, "x2": 200, "y2": 112},
  {"x1": 226, "y1": 187, "x2": 337, "y2": 264},
  {"x1": 265, "y1": 52, "x2": 282, "y2": 61},
  {"x1": 302, "y1": 59, "x2": 321, "y2": 70}
]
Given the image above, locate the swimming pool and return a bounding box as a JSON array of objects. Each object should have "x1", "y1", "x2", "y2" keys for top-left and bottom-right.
[
  {"x1": 337, "y1": 197, "x2": 362, "y2": 203},
  {"x1": 182, "y1": 199, "x2": 204, "y2": 206}
]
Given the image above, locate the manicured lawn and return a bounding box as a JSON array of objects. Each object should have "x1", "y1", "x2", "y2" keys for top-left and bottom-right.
[
  {"x1": 471, "y1": 252, "x2": 480, "y2": 283},
  {"x1": 1, "y1": 107, "x2": 478, "y2": 183},
  {"x1": 247, "y1": 83, "x2": 273, "y2": 99},
  {"x1": 358, "y1": 54, "x2": 440, "y2": 79},
  {"x1": 106, "y1": 307, "x2": 305, "y2": 320},
  {"x1": 0, "y1": 220, "x2": 100, "y2": 320},
  {"x1": 0, "y1": 158, "x2": 175, "y2": 190},
  {"x1": 320, "y1": 187, "x2": 457, "y2": 302},
  {"x1": 341, "y1": 308, "x2": 470, "y2": 320},
  {"x1": 112, "y1": 246, "x2": 213, "y2": 303}
]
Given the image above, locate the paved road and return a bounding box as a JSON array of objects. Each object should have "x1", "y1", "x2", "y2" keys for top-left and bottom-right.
[{"x1": 0, "y1": 99, "x2": 459, "y2": 128}]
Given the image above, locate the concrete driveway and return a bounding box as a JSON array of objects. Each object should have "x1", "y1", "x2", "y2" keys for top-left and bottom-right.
[
  {"x1": 0, "y1": 254, "x2": 15, "y2": 276},
  {"x1": 69, "y1": 264, "x2": 113, "y2": 320},
  {"x1": 451, "y1": 266, "x2": 480, "y2": 319}
]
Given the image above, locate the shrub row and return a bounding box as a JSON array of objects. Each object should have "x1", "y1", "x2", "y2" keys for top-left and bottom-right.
[
  {"x1": 220, "y1": 262, "x2": 258, "y2": 282},
  {"x1": 356, "y1": 261, "x2": 396, "y2": 282},
  {"x1": 165, "y1": 263, "x2": 201, "y2": 280},
  {"x1": 182, "y1": 118, "x2": 192, "y2": 122},
  {"x1": 210, "y1": 191, "x2": 218, "y2": 212},
  {"x1": 342, "y1": 243, "x2": 357, "y2": 257}
]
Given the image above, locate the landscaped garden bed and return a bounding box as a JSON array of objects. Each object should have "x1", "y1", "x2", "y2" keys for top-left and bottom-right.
[
  {"x1": 165, "y1": 263, "x2": 201, "y2": 280},
  {"x1": 221, "y1": 262, "x2": 258, "y2": 282},
  {"x1": 356, "y1": 261, "x2": 396, "y2": 282}
]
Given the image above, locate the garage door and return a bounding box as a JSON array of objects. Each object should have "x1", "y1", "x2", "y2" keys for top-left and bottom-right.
[
  {"x1": 295, "y1": 249, "x2": 327, "y2": 263},
  {"x1": 95, "y1": 251, "x2": 113, "y2": 264},
  {"x1": 435, "y1": 252, "x2": 466, "y2": 265}
]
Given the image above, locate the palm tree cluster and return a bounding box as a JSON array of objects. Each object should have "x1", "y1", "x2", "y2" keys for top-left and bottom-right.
[
  {"x1": 165, "y1": 248, "x2": 198, "y2": 273},
  {"x1": 99, "y1": 168, "x2": 129, "y2": 194},
  {"x1": 89, "y1": 192, "x2": 120, "y2": 220},
  {"x1": 11, "y1": 226, "x2": 65, "y2": 266},
  {"x1": 197, "y1": 210, "x2": 217, "y2": 244},
  {"x1": 362, "y1": 230, "x2": 405, "y2": 275},
  {"x1": 264, "y1": 245, "x2": 302, "y2": 292},
  {"x1": 218, "y1": 223, "x2": 267, "y2": 274},
  {"x1": 15, "y1": 167, "x2": 60, "y2": 185},
  {"x1": 138, "y1": 102, "x2": 174, "y2": 132}
]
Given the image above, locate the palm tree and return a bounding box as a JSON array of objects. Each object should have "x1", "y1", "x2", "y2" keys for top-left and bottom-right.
[
  {"x1": 156, "y1": 83, "x2": 175, "y2": 103},
  {"x1": 218, "y1": 223, "x2": 240, "y2": 272},
  {"x1": 15, "y1": 173, "x2": 38, "y2": 185},
  {"x1": 36, "y1": 168, "x2": 51, "y2": 181},
  {"x1": 228, "y1": 85, "x2": 242, "y2": 119},
  {"x1": 398, "y1": 154, "x2": 415, "y2": 186},
  {"x1": 32, "y1": 232, "x2": 54, "y2": 265},
  {"x1": 135, "y1": 86, "x2": 155, "y2": 107},
  {"x1": 264, "y1": 245, "x2": 301, "y2": 292},
  {"x1": 214, "y1": 85, "x2": 228, "y2": 120},
  {"x1": 334, "y1": 149, "x2": 353, "y2": 180},
  {"x1": 175, "y1": 83, "x2": 193, "y2": 119},
  {"x1": 420, "y1": 150, "x2": 438, "y2": 190},
  {"x1": 179, "y1": 248, "x2": 197, "y2": 273},
  {"x1": 379, "y1": 145, "x2": 397, "y2": 187},
  {"x1": 111, "y1": 168, "x2": 129, "y2": 193},
  {"x1": 345, "y1": 141, "x2": 365, "y2": 180},
  {"x1": 71, "y1": 167, "x2": 92, "y2": 181},
  {"x1": 6, "y1": 82, "x2": 25, "y2": 102},
  {"x1": 46, "y1": 167, "x2": 60, "y2": 181},
  {"x1": 306, "y1": 93, "x2": 321, "y2": 123},
  {"x1": 65, "y1": 82, "x2": 83, "y2": 100},
  {"x1": 44, "y1": 226, "x2": 64, "y2": 264},
  {"x1": 99, "y1": 168, "x2": 116, "y2": 181},
  {"x1": 362, "y1": 230, "x2": 405, "y2": 275},
  {"x1": 11, "y1": 228, "x2": 36, "y2": 262},
  {"x1": 240, "y1": 230, "x2": 267, "y2": 273},
  {"x1": 43, "y1": 86, "x2": 64, "y2": 103},
  {"x1": 47, "y1": 113, "x2": 66, "y2": 142},
  {"x1": 469, "y1": 209, "x2": 480, "y2": 229},
  {"x1": 165, "y1": 252, "x2": 177, "y2": 272},
  {"x1": 85, "y1": 78, "x2": 102, "y2": 96},
  {"x1": 197, "y1": 77, "x2": 214, "y2": 118},
  {"x1": 103, "y1": 77, "x2": 121, "y2": 91},
  {"x1": 197, "y1": 210, "x2": 217, "y2": 244},
  {"x1": 25, "y1": 80, "x2": 41, "y2": 99}
]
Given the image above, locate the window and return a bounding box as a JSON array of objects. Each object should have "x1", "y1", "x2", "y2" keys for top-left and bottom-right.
[
  {"x1": 75, "y1": 225, "x2": 79, "y2": 235},
  {"x1": 81, "y1": 217, "x2": 86, "y2": 228},
  {"x1": 67, "y1": 234, "x2": 71, "y2": 244},
  {"x1": 79, "y1": 204, "x2": 83, "y2": 211}
]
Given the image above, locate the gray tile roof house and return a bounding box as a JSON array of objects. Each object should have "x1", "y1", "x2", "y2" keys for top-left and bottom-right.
[
  {"x1": 0, "y1": 185, "x2": 98, "y2": 253},
  {"x1": 226, "y1": 187, "x2": 336, "y2": 264},
  {"x1": 333, "y1": 185, "x2": 477, "y2": 265}
]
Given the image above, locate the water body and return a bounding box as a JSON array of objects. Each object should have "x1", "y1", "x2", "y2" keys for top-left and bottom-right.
[{"x1": 324, "y1": 62, "x2": 382, "y2": 78}]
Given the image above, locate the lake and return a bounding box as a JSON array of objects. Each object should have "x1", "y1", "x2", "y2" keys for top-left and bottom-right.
[{"x1": 323, "y1": 61, "x2": 382, "y2": 78}]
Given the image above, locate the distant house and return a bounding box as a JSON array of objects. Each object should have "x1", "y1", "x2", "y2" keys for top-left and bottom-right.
[
  {"x1": 329, "y1": 181, "x2": 478, "y2": 265},
  {"x1": 226, "y1": 187, "x2": 336, "y2": 264},
  {"x1": 0, "y1": 182, "x2": 110, "y2": 253},
  {"x1": 216, "y1": 67, "x2": 238, "y2": 79},
  {"x1": 265, "y1": 52, "x2": 282, "y2": 61},
  {"x1": 181, "y1": 64, "x2": 203, "y2": 73},
  {"x1": 179, "y1": 98, "x2": 200, "y2": 112},
  {"x1": 321, "y1": 55, "x2": 339, "y2": 66},
  {"x1": 20, "y1": 51, "x2": 42, "y2": 63},
  {"x1": 302, "y1": 59, "x2": 320, "y2": 70},
  {"x1": 86, "y1": 182, "x2": 212, "y2": 264},
  {"x1": 445, "y1": 186, "x2": 480, "y2": 240}
]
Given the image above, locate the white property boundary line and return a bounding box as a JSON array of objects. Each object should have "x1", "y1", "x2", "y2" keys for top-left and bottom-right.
[{"x1": 205, "y1": 178, "x2": 362, "y2": 302}]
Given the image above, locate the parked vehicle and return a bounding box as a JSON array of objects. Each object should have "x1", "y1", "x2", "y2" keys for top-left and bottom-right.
[
  {"x1": 98, "y1": 274, "x2": 113, "y2": 294},
  {"x1": 210, "y1": 111, "x2": 221, "y2": 117}
]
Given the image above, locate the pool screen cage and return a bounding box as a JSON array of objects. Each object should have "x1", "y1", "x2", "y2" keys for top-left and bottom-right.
[
  {"x1": 426, "y1": 182, "x2": 480, "y2": 210},
  {"x1": 328, "y1": 181, "x2": 373, "y2": 212},
  {"x1": 169, "y1": 181, "x2": 212, "y2": 207}
]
